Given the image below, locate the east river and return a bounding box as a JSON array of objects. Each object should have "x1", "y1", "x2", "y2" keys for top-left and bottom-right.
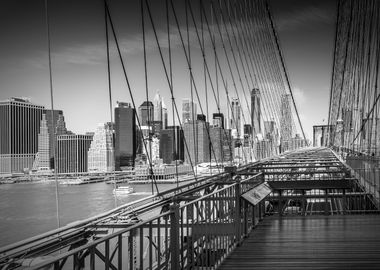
[{"x1": 0, "y1": 181, "x2": 178, "y2": 247}]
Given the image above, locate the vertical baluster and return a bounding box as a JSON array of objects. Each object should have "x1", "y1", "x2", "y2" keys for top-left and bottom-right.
[
  {"x1": 118, "y1": 234, "x2": 122, "y2": 269},
  {"x1": 105, "y1": 239, "x2": 110, "y2": 270}
]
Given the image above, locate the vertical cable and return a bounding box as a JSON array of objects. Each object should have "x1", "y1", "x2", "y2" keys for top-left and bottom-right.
[{"x1": 44, "y1": 0, "x2": 60, "y2": 229}]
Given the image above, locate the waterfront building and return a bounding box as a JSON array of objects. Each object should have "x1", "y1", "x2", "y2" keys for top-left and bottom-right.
[
  {"x1": 115, "y1": 102, "x2": 136, "y2": 170},
  {"x1": 251, "y1": 89, "x2": 262, "y2": 139},
  {"x1": 183, "y1": 118, "x2": 210, "y2": 165},
  {"x1": 56, "y1": 134, "x2": 93, "y2": 174},
  {"x1": 231, "y1": 98, "x2": 241, "y2": 138},
  {"x1": 209, "y1": 127, "x2": 233, "y2": 163},
  {"x1": 87, "y1": 123, "x2": 114, "y2": 173},
  {"x1": 35, "y1": 114, "x2": 50, "y2": 173},
  {"x1": 182, "y1": 99, "x2": 197, "y2": 123},
  {"x1": 0, "y1": 97, "x2": 45, "y2": 174},
  {"x1": 139, "y1": 101, "x2": 154, "y2": 126},
  {"x1": 45, "y1": 110, "x2": 68, "y2": 164},
  {"x1": 160, "y1": 126, "x2": 184, "y2": 164}
]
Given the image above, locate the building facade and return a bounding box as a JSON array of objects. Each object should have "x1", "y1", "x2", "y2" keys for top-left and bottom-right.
[
  {"x1": 251, "y1": 89, "x2": 262, "y2": 139},
  {"x1": 139, "y1": 101, "x2": 154, "y2": 126},
  {"x1": 231, "y1": 98, "x2": 241, "y2": 138},
  {"x1": 56, "y1": 134, "x2": 93, "y2": 174},
  {"x1": 115, "y1": 102, "x2": 136, "y2": 170},
  {"x1": 35, "y1": 114, "x2": 50, "y2": 173},
  {"x1": 182, "y1": 99, "x2": 197, "y2": 124},
  {"x1": 0, "y1": 98, "x2": 44, "y2": 174},
  {"x1": 88, "y1": 123, "x2": 114, "y2": 173},
  {"x1": 160, "y1": 126, "x2": 184, "y2": 164},
  {"x1": 183, "y1": 118, "x2": 210, "y2": 165}
]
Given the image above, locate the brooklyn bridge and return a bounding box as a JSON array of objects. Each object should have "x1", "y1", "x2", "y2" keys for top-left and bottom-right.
[{"x1": 0, "y1": 0, "x2": 380, "y2": 269}]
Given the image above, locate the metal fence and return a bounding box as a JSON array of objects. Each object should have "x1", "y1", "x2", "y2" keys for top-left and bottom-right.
[
  {"x1": 24, "y1": 174, "x2": 264, "y2": 269},
  {"x1": 346, "y1": 156, "x2": 380, "y2": 208}
]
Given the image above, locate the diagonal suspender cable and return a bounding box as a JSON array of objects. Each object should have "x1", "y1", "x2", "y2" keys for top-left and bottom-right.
[
  {"x1": 105, "y1": 0, "x2": 159, "y2": 193},
  {"x1": 142, "y1": 0, "x2": 198, "y2": 181},
  {"x1": 265, "y1": 0, "x2": 307, "y2": 142}
]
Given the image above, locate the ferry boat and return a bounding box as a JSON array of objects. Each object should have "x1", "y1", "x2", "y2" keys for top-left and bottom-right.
[{"x1": 112, "y1": 185, "x2": 134, "y2": 195}]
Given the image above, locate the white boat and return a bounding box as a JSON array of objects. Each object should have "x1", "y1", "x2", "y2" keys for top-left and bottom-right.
[{"x1": 113, "y1": 185, "x2": 134, "y2": 195}]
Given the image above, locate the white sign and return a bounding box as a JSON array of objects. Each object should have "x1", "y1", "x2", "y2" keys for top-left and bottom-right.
[{"x1": 242, "y1": 182, "x2": 272, "y2": 205}]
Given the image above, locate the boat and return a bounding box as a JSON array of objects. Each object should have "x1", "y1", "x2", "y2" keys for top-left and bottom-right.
[{"x1": 113, "y1": 185, "x2": 134, "y2": 195}]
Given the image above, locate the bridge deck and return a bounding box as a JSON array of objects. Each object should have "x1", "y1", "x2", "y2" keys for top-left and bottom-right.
[{"x1": 219, "y1": 215, "x2": 380, "y2": 269}]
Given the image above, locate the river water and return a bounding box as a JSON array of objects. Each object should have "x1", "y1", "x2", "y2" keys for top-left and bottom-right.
[{"x1": 0, "y1": 181, "x2": 178, "y2": 247}]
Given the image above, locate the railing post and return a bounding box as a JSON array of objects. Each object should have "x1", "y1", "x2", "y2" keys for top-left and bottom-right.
[
  {"x1": 235, "y1": 178, "x2": 242, "y2": 245},
  {"x1": 170, "y1": 203, "x2": 180, "y2": 269}
]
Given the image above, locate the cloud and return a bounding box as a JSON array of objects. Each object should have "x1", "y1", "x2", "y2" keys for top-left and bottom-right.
[
  {"x1": 275, "y1": 5, "x2": 335, "y2": 31},
  {"x1": 292, "y1": 86, "x2": 306, "y2": 105}
]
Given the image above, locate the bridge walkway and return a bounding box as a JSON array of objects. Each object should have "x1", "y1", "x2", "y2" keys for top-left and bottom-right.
[{"x1": 218, "y1": 215, "x2": 380, "y2": 269}]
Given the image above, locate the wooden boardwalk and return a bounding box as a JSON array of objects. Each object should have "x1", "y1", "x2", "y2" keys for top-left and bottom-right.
[{"x1": 219, "y1": 215, "x2": 380, "y2": 269}]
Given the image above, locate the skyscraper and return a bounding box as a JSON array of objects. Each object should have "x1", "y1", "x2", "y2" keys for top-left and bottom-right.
[
  {"x1": 182, "y1": 99, "x2": 197, "y2": 123},
  {"x1": 35, "y1": 114, "x2": 50, "y2": 173},
  {"x1": 154, "y1": 91, "x2": 162, "y2": 122},
  {"x1": 160, "y1": 126, "x2": 184, "y2": 164},
  {"x1": 251, "y1": 89, "x2": 262, "y2": 139},
  {"x1": 115, "y1": 102, "x2": 136, "y2": 170},
  {"x1": 162, "y1": 101, "x2": 168, "y2": 129},
  {"x1": 231, "y1": 98, "x2": 241, "y2": 137},
  {"x1": 44, "y1": 109, "x2": 67, "y2": 168},
  {"x1": 139, "y1": 101, "x2": 154, "y2": 126},
  {"x1": 88, "y1": 123, "x2": 114, "y2": 173},
  {"x1": 0, "y1": 98, "x2": 44, "y2": 174},
  {"x1": 56, "y1": 134, "x2": 93, "y2": 173},
  {"x1": 213, "y1": 113, "x2": 224, "y2": 128},
  {"x1": 183, "y1": 118, "x2": 210, "y2": 164}
]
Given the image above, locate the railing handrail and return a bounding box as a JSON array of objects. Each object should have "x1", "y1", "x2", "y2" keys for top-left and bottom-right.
[{"x1": 0, "y1": 172, "x2": 228, "y2": 256}]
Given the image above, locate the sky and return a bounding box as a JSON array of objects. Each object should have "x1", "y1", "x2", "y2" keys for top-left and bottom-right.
[{"x1": 0, "y1": 0, "x2": 336, "y2": 140}]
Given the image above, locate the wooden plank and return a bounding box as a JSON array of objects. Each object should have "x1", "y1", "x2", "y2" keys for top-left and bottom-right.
[
  {"x1": 267, "y1": 179, "x2": 353, "y2": 190},
  {"x1": 219, "y1": 215, "x2": 380, "y2": 269}
]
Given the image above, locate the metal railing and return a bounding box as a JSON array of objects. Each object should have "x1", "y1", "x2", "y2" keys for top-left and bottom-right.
[{"x1": 19, "y1": 174, "x2": 264, "y2": 269}]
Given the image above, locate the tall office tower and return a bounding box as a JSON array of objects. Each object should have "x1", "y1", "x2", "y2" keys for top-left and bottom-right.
[
  {"x1": 115, "y1": 102, "x2": 136, "y2": 170},
  {"x1": 139, "y1": 101, "x2": 154, "y2": 126},
  {"x1": 251, "y1": 89, "x2": 262, "y2": 139},
  {"x1": 152, "y1": 121, "x2": 162, "y2": 137},
  {"x1": 44, "y1": 109, "x2": 67, "y2": 168},
  {"x1": 0, "y1": 97, "x2": 44, "y2": 174},
  {"x1": 35, "y1": 114, "x2": 50, "y2": 173},
  {"x1": 210, "y1": 127, "x2": 224, "y2": 163},
  {"x1": 154, "y1": 91, "x2": 162, "y2": 122},
  {"x1": 88, "y1": 123, "x2": 114, "y2": 173},
  {"x1": 243, "y1": 124, "x2": 252, "y2": 147},
  {"x1": 264, "y1": 120, "x2": 279, "y2": 155},
  {"x1": 183, "y1": 119, "x2": 210, "y2": 164},
  {"x1": 162, "y1": 101, "x2": 168, "y2": 129},
  {"x1": 280, "y1": 94, "x2": 293, "y2": 143},
  {"x1": 56, "y1": 134, "x2": 93, "y2": 173},
  {"x1": 222, "y1": 129, "x2": 233, "y2": 163},
  {"x1": 231, "y1": 98, "x2": 241, "y2": 137},
  {"x1": 160, "y1": 126, "x2": 184, "y2": 164},
  {"x1": 213, "y1": 113, "x2": 225, "y2": 128},
  {"x1": 182, "y1": 99, "x2": 197, "y2": 123}
]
